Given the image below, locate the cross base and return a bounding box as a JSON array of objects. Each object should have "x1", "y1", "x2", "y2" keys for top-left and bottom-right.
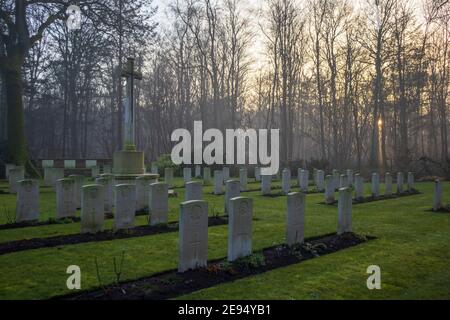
[{"x1": 113, "y1": 149, "x2": 146, "y2": 175}]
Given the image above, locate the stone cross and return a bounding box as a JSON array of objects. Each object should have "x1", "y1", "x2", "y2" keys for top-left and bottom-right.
[
  {"x1": 121, "y1": 57, "x2": 142, "y2": 148},
  {"x1": 228, "y1": 197, "x2": 253, "y2": 262}
]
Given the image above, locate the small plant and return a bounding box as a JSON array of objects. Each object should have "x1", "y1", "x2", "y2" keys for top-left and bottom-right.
[
  {"x1": 113, "y1": 251, "x2": 126, "y2": 284},
  {"x1": 94, "y1": 250, "x2": 127, "y2": 292},
  {"x1": 233, "y1": 253, "x2": 266, "y2": 271}
]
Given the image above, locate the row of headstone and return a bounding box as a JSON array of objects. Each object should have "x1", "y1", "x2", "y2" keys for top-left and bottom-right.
[
  {"x1": 178, "y1": 187, "x2": 353, "y2": 273},
  {"x1": 80, "y1": 181, "x2": 170, "y2": 233},
  {"x1": 324, "y1": 172, "x2": 416, "y2": 203}
]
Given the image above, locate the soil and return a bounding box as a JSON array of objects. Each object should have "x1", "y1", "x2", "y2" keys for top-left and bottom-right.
[
  {"x1": 0, "y1": 216, "x2": 228, "y2": 256},
  {"x1": 321, "y1": 190, "x2": 422, "y2": 206},
  {"x1": 0, "y1": 211, "x2": 150, "y2": 231},
  {"x1": 429, "y1": 206, "x2": 450, "y2": 213},
  {"x1": 0, "y1": 217, "x2": 81, "y2": 231},
  {"x1": 58, "y1": 232, "x2": 373, "y2": 301}
]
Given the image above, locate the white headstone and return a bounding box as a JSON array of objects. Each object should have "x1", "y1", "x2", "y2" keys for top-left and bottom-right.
[
  {"x1": 91, "y1": 166, "x2": 100, "y2": 178},
  {"x1": 149, "y1": 182, "x2": 169, "y2": 226},
  {"x1": 371, "y1": 173, "x2": 380, "y2": 198},
  {"x1": 286, "y1": 192, "x2": 305, "y2": 246},
  {"x1": 178, "y1": 200, "x2": 209, "y2": 273},
  {"x1": 433, "y1": 180, "x2": 443, "y2": 212},
  {"x1": 151, "y1": 163, "x2": 158, "y2": 175},
  {"x1": 103, "y1": 165, "x2": 112, "y2": 174},
  {"x1": 56, "y1": 179, "x2": 77, "y2": 219},
  {"x1": 261, "y1": 175, "x2": 272, "y2": 196},
  {"x1": 316, "y1": 170, "x2": 325, "y2": 192},
  {"x1": 255, "y1": 167, "x2": 261, "y2": 182},
  {"x1": 183, "y1": 167, "x2": 192, "y2": 185},
  {"x1": 228, "y1": 197, "x2": 253, "y2": 262},
  {"x1": 16, "y1": 180, "x2": 39, "y2": 223},
  {"x1": 214, "y1": 170, "x2": 224, "y2": 195},
  {"x1": 64, "y1": 160, "x2": 76, "y2": 169},
  {"x1": 114, "y1": 184, "x2": 136, "y2": 231},
  {"x1": 95, "y1": 176, "x2": 113, "y2": 214},
  {"x1": 240, "y1": 168, "x2": 248, "y2": 192},
  {"x1": 136, "y1": 175, "x2": 158, "y2": 212},
  {"x1": 354, "y1": 174, "x2": 364, "y2": 201},
  {"x1": 203, "y1": 167, "x2": 212, "y2": 185},
  {"x1": 195, "y1": 165, "x2": 202, "y2": 178},
  {"x1": 282, "y1": 168, "x2": 291, "y2": 195},
  {"x1": 85, "y1": 160, "x2": 97, "y2": 169},
  {"x1": 225, "y1": 180, "x2": 241, "y2": 213},
  {"x1": 338, "y1": 187, "x2": 352, "y2": 235},
  {"x1": 300, "y1": 170, "x2": 309, "y2": 192},
  {"x1": 42, "y1": 160, "x2": 54, "y2": 168},
  {"x1": 325, "y1": 175, "x2": 335, "y2": 204},
  {"x1": 332, "y1": 170, "x2": 340, "y2": 190},
  {"x1": 9, "y1": 166, "x2": 25, "y2": 194},
  {"x1": 5, "y1": 164, "x2": 16, "y2": 179},
  {"x1": 346, "y1": 170, "x2": 354, "y2": 187},
  {"x1": 385, "y1": 173, "x2": 393, "y2": 196},
  {"x1": 81, "y1": 185, "x2": 104, "y2": 234},
  {"x1": 340, "y1": 174, "x2": 349, "y2": 189},
  {"x1": 165, "y1": 168, "x2": 174, "y2": 188},
  {"x1": 185, "y1": 181, "x2": 203, "y2": 201},
  {"x1": 222, "y1": 167, "x2": 230, "y2": 184},
  {"x1": 407, "y1": 172, "x2": 415, "y2": 192},
  {"x1": 397, "y1": 172, "x2": 404, "y2": 194},
  {"x1": 44, "y1": 168, "x2": 64, "y2": 187},
  {"x1": 69, "y1": 175, "x2": 85, "y2": 209}
]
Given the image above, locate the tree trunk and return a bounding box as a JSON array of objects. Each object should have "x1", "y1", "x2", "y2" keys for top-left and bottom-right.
[{"x1": 5, "y1": 59, "x2": 28, "y2": 167}]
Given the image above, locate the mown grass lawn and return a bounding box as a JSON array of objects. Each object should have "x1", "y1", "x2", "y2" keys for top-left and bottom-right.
[{"x1": 0, "y1": 178, "x2": 449, "y2": 300}]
